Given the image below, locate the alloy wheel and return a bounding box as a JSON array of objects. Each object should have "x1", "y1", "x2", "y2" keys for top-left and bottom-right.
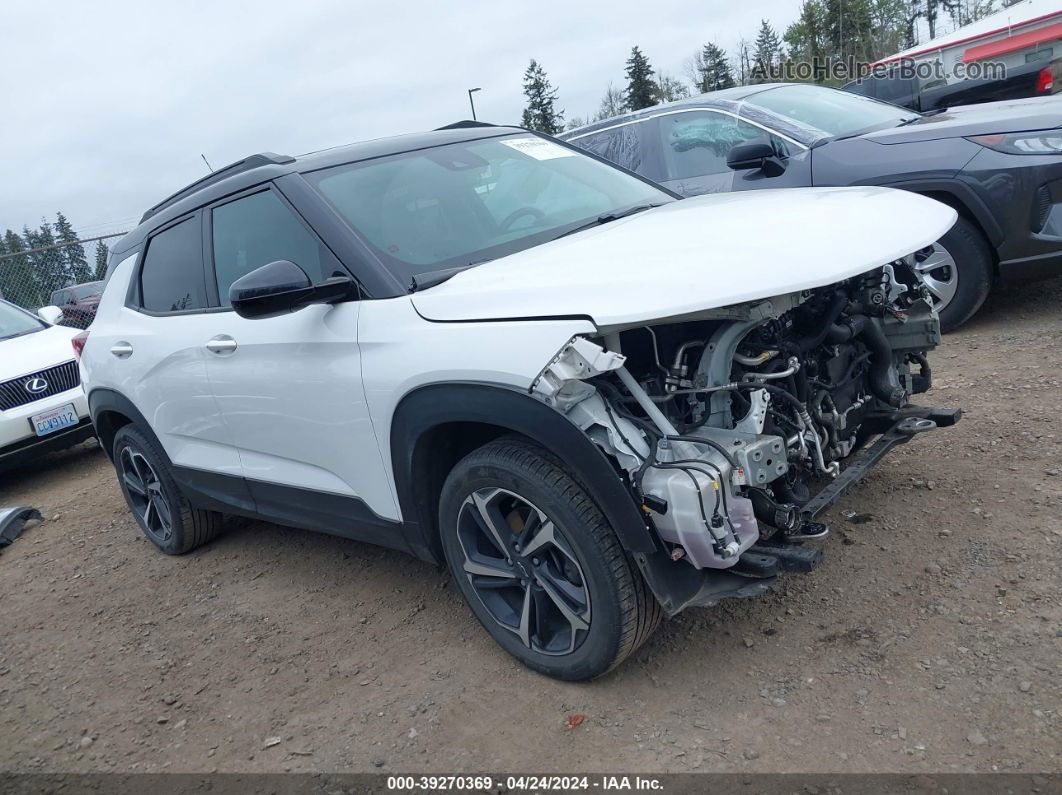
[
  {"x1": 119, "y1": 446, "x2": 173, "y2": 542},
  {"x1": 914, "y1": 243, "x2": 959, "y2": 315},
  {"x1": 456, "y1": 487, "x2": 591, "y2": 655}
]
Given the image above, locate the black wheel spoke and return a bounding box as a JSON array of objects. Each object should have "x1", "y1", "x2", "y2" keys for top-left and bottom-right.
[
  {"x1": 456, "y1": 486, "x2": 591, "y2": 656},
  {"x1": 119, "y1": 445, "x2": 173, "y2": 542},
  {"x1": 122, "y1": 471, "x2": 146, "y2": 497}
]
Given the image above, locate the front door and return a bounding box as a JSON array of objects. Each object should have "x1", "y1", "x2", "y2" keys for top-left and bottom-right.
[{"x1": 200, "y1": 187, "x2": 403, "y2": 544}]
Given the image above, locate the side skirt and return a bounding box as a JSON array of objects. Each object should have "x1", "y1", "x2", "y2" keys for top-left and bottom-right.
[{"x1": 171, "y1": 466, "x2": 413, "y2": 555}]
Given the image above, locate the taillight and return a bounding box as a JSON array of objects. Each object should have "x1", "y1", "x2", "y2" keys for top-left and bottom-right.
[
  {"x1": 1036, "y1": 66, "x2": 1053, "y2": 94},
  {"x1": 71, "y1": 330, "x2": 90, "y2": 361}
]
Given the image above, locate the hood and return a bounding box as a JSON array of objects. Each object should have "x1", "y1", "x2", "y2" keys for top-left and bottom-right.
[
  {"x1": 411, "y1": 186, "x2": 957, "y2": 329},
  {"x1": 0, "y1": 324, "x2": 78, "y2": 381},
  {"x1": 864, "y1": 96, "x2": 1062, "y2": 144}
]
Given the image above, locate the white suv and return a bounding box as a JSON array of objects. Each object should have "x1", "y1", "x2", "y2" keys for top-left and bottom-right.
[
  {"x1": 80, "y1": 126, "x2": 959, "y2": 679},
  {"x1": 1, "y1": 300, "x2": 93, "y2": 469}
]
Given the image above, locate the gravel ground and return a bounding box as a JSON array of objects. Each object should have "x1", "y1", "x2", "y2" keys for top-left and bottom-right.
[{"x1": 1, "y1": 278, "x2": 1060, "y2": 775}]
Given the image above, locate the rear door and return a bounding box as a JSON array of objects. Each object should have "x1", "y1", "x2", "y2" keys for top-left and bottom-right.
[
  {"x1": 200, "y1": 185, "x2": 401, "y2": 538},
  {"x1": 89, "y1": 213, "x2": 244, "y2": 480}
]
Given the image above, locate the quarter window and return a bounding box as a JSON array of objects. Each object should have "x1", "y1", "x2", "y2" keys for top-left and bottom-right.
[
  {"x1": 140, "y1": 217, "x2": 208, "y2": 313},
  {"x1": 575, "y1": 123, "x2": 647, "y2": 174},
  {"x1": 211, "y1": 190, "x2": 331, "y2": 306},
  {"x1": 659, "y1": 112, "x2": 784, "y2": 180}
]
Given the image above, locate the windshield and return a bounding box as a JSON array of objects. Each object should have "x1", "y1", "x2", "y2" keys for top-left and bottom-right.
[
  {"x1": 745, "y1": 84, "x2": 916, "y2": 139},
  {"x1": 304, "y1": 134, "x2": 673, "y2": 285},
  {"x1": 0, "y1": 301, "x2": 45, "y2": 340}
]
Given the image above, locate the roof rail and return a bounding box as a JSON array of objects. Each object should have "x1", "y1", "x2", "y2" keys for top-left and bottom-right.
[{"x1": 139, "y1": 151, "x2": 296, "y2": 223}]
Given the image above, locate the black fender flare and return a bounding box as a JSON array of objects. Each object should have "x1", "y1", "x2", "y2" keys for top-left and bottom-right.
[
  {"x1": 389, "y1": 383, "x2": 658, "y2": 561},
  {"x1": 86, "y1": 388, "x2": 163, "y2": 463},
  {"x1": 871, "y1": 177, "x2": 1003, "y2": 248}
]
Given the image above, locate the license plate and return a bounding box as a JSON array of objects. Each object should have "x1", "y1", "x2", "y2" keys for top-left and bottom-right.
[{"x1": 30, "y1": 403, "x2": 79, "y2": 437}]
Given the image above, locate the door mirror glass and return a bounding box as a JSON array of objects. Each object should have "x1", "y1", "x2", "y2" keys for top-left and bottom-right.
[
  {"x1": 726, "y1": 138, "x2": 787, "y2": 177},
  {"x1": 229, "y1": 260, "x2": 357, "y2": 319},
  {"x1": 37, "y1": 305, "x2": 63, "y2": 325}
]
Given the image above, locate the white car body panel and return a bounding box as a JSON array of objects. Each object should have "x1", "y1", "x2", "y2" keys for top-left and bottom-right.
[
  {"x1": 357, "y1": 298, "x2": 592, "y2": 518},
  {"x1": 410, "y1": 187, "x2": 958, "y2": 328},
  {"x1": 79, "y1": 255, "x2": 242, "y2": 475},
  {"x1": 0, "y1": 323, "x2": 89, "y2": 452}
]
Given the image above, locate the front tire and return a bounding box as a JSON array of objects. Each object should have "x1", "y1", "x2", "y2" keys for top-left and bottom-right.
[
  {"x1": 917, "y1": 216, "x2": 993, "y2": 332},
  {"x1": 112, "y1": 425, "x2": 223, "y2": 555},
  {"x1": 438, "y1": 437, "x2": 661, "y2": 680}
]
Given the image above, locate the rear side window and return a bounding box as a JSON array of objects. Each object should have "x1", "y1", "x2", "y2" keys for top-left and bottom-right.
[
  {"x1": 211, "y1": 190, "x2": 331, "y2": 306},
  {"x1": 140, "y1": 217, "x2": 208, "y2": 313},
  {"x1": 574, "y1": 123, "x2": 647, "y2": 175}
]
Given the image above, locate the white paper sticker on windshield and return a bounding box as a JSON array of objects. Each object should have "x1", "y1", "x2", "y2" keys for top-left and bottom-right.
[{"x1": 500, "y1": 137, "x2": 576, "y2": 160}]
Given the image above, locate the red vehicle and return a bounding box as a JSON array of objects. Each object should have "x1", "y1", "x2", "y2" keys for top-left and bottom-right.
[{"x1": 49, "y1": 281, "x2": 103, "y2": 328}]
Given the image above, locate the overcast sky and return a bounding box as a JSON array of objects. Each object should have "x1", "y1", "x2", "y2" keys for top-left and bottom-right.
[{"x1": 1, "y1": 0, "x2": 805, "y2": 242}]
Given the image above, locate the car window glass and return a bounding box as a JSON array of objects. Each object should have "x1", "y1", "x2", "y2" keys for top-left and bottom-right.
[
  {"x1": 140, "y1": 218, "x2": 207, "y2": 313},
  {"x1": 211, "y1": 191, "x2": 329, "y2": 306},
  {"x1": 660, "y1": 112, "x2": 783, "y2": 180},
  {"x1": 305, "y1": 135, "x2": 669, "y2": 283},
  {"x1": 573, "y1": 123, "x2": 645, "y2": 174}
]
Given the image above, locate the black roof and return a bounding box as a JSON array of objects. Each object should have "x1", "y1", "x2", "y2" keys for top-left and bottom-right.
[{"x1": 116, "y1": 125, "x2": 522, "y2": 255}]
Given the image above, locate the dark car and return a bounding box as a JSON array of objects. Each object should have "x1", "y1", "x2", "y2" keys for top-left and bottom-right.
[
  {"x1": 560, "y1": 83, "x2": 1062, "y2": 330},
  {"x1": 843, "y1": 57, "x2": 1061, "y2": 112},
  {"x1": 50, "y1": 281, "x2": 104, "y2": 328}
]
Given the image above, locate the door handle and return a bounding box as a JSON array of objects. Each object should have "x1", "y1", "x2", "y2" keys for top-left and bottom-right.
[
  {"x1": 205, "y1": 335, "x2": 238, "y2": 355},
  {"x1": 110, "y1": 341, "x2": 133, "y2": 359}
]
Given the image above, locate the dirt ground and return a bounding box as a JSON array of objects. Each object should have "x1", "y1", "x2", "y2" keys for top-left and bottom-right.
[{"x1": 1, "y1": 278, "x2": 1060, "y2": 776}]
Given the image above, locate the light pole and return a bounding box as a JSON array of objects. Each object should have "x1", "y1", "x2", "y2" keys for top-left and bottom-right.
[{"x1": 467, "y1": 87, "x2": 482, "y2": 121}]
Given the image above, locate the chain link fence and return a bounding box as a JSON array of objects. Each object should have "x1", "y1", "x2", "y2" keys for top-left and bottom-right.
[{"x1": 0, "y1": 232, "x2": 124, "y2": 330}]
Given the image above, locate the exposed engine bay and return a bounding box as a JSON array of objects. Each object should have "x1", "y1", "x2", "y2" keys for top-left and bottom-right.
[{"x1": 532, "y1": 256, "x2": 960, "y2": 579}]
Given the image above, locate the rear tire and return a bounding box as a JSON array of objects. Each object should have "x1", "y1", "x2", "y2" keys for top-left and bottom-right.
[
  {"x1": 112, "y1": 425, "x2": 223, "y2": 555},
  {"x1": 920, "y1": 216, "x2": 993, "y2": 332},
  {"x1": 438, "y1": 437, "x2": 661, "y2": 680}
]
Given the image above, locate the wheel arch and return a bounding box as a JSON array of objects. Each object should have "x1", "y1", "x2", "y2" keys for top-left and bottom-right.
[
  {"x1": 389, "y1": 383, "x2": 659, "y2": 564},
  {"x1": 87, "y1": 389, "x2": 165, "y2": 463}
]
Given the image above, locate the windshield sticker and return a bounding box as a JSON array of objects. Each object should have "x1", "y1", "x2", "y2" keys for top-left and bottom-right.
[{"x1": 500, "y1": 138, "x2": 576, "y2": 160}]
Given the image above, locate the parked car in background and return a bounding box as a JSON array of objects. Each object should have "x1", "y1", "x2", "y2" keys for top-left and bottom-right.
[
  {"x1": 844, "y1": 0, "x2": 1061, "y2": 111},
  {"x1": 50, "y1": 281, "x2": 104, "y2": 328},
  {"x1": 845, "y1": 57, "x2": 1060, "y2": 111},
  {"x1": 561, "y1": 83, "x2": 1062, "y2": 331},
  {"x1": 0, "y1": 299, "x2": 93, "y2": 470},
  {"x1": 80, "y1": 127, "x2": 958, "y2": 679}
]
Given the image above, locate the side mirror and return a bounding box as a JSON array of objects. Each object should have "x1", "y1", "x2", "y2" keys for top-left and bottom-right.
[
  {"x1": 229, "y1": 260, "x2": 358, "y2": 320},
  {"x1": 727, "y1": 138, "x2": 787, "y2": 177},
  {"x1": 37, "y1": 305, "x2": 63, "y2": 325}
]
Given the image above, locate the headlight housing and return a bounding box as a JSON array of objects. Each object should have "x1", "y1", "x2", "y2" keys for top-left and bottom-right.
[{"x1": 967, "y1": 131, "x2": 1062, "y2": 155}]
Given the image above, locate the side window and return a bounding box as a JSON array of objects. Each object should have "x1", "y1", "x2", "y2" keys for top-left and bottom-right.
[
  {"x1": 140, "y1": 217, "x2": 208, "y2": 313},
  {"x1": 211, "y1": 190, "x2": 331, "y2": 306},
  {"x1": 574, "y1": 123, "x2": 647, "y2": 174},
  {"x1": 659, "y1": 112, "x2": 787, "y2": 180}
]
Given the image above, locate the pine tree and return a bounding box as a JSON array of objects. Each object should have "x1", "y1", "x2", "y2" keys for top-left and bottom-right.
[
  {"x1": 54, "y1": 211, "x2": 91, "y2": 284},
  {"x1": 94, "y1": 240, "x2": 110, "y2": 280},
  {"x1": 2, "y1": 229, "x2": 42, "y2": 308},
  {"x1": 24, "y1": 221, "x2": 66, "y2": 299},
  {"x1": 520, "y1": 60, "x2": 564, "y2": 134},
  {"x1": 624, "y1": 46, "x2": 657, "y2": 111},
  {"x1": 785, "y1": 1, "x2": 828, "y2": 81},
  {"x1": 692, "y1": 44, "x2": 736, "y2": 92},
  {"x1": 753, "y1": 20, "x2": 784, "y2": 80}
]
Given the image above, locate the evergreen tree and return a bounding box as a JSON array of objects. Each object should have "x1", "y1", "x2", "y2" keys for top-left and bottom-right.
[
  {"x1": 1, "y1": 229, "x2": 42, "y2": 308},
  {"x1": 520, "y1": 59, "x2": 564, "y2": 134},
  {"x1": 753, "y1": 20, "x2": 784, "y2": 80},
  {"x1": 785, "y1": 0, "x2": 828, "y2": 81},
  {"x1": 54, "y1": 211, "x2": 91, "y2": 284},
  {"x1": 94, "y1": 240, "x2": 110, "y2": 280},
  {"x1": 624, "y1": 46, "x2": 657, "y2": 111},
  {"x1": 594, "y1": 84, "x2": 626, "y2": 121},
  {"x1": 24, "y1": 221, "x2": 66, "y2": 299},
  {"x1": 691, "y1": 43, "x2": 736, "y2": 92}
]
